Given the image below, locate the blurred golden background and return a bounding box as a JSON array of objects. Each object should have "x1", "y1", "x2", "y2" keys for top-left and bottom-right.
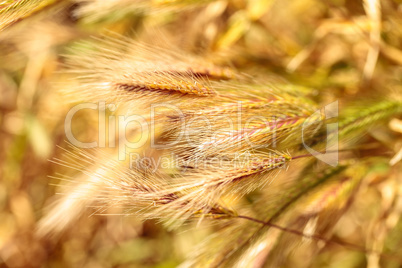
[{"x1": 1, "y1": 0, "x2": 402, "y2": 267}]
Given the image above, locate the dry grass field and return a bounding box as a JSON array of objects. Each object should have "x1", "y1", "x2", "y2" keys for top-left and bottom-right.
[{"x1": 1, "y1": 0, "x2": 402, "y2": 267}]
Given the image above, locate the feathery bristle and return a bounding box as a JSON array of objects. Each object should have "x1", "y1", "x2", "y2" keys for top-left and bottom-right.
[
  {"x1": 338, "y1": 99, "x2": 402, "y2": 139},
  {"x1": 0, "y1": 0, "x2": 57, "y2": 31},
  {"x1": 114, "y1": 73, "x2": 216, "y2": 97},
  {"x1": 143, "y1": 151, "x2": 291, "y2": 227},
  {"x1": 64, "y1": 34, "x2": 236, "y2": 110},
  {"x1": 162, "y1": 95, "x2": 322, "y2": 161}
]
